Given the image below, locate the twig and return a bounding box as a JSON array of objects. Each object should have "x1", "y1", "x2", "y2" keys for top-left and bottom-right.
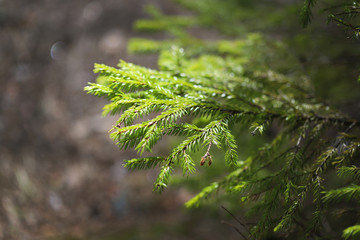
[
  {"x1": 221, "y1": 220, "x2": 248, "y2": 240},
  {"x1": 221, "y1": 206, "x2": 254, "y2": 239}
]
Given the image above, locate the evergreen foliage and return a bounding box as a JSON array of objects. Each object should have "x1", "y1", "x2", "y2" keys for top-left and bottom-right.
[
  {"x1": 85, "y1": 0, "x2": 360, "y2": 239},
  {"x1": 301, "y1": 0, "x2": 360, "y2": 37}
]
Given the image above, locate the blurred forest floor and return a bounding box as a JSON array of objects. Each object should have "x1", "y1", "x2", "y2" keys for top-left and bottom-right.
[{"x1": 0, "y1": 0, "x2": 238, "y2": 239}]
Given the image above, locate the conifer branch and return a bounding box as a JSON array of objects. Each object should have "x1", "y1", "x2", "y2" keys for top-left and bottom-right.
[
  {"x1": 343, "y1": 225, "x2": 360, "y2": 239},
  {"x1": 85, "y1": 2, "x2": 360, "y2": 237},
  {"x1": 322, "y1": 184, "x2": 360, "y2": 204},
  {"x1": 124, "y1": 157, "x2": 166, "y2": 170}
]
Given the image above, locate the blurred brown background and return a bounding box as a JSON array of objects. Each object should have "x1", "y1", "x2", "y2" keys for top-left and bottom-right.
[{"x1": 0, "y1": 1, "x2": 236, "y2": 239}]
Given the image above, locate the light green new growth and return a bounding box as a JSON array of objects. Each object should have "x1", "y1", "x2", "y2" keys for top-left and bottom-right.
[{"x1": 343, "y1": 225, "x2": 360, "y2": 239}]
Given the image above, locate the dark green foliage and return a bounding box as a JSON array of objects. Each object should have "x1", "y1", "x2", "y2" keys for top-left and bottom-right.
[
  {"x1": 338, "y1": 166, "x2": 360, "y2": 181},
  {"x1": 301, "y1": 0, "x2": 360, "y2": 37},
  {"x1": 322, "y1": 185, "x2": 360, "y2": 204},
  {"x1": 326, "y1": 2, "x2": 360, "y2": 37},
  {"x1": 301, "y1": 0, "x2": 317, "y2": 27},
  {"x1": 85, "y1": 1, "x2": 360, "y2": 239}
]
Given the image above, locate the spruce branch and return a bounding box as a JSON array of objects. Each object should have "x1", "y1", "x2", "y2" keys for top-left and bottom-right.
[
  {"x1": 343, "y1": 225, "x2": 360, "y2": 239},
  {"x1": 124, "y1": 157, "x2": 166, "y2": 170},
  {"x1": 85, "y1": 3, "x2": 360, "y2": 236},
  {"x1": 337, "y1": 166, "x2": 360, "y2": 181},
  {"x1": 301, "y1": 0, "x2": 318, "y2": 27},
  {"x1": 153, "y1": 165, "x2": 173, "y2": 193},
  {"x1": 181, "y1": 151, "x2": 196, "y2": 176},
  {"x1": 322, "y1": 184, "x2": 360, "y2": 204}
]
